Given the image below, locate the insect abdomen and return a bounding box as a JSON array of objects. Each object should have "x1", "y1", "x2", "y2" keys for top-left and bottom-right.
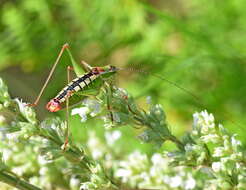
[{"x1": 55, "y1": 72, "x2": 98, "y2": 103}]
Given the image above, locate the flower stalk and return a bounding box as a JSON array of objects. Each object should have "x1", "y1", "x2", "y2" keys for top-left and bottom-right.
[{"x1": 0, "y1": 171, "x2": 41, "y2": 190}]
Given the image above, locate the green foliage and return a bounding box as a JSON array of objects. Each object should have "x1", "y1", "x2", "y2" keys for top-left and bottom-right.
[{"x1": 0, "y1": 0, "x2": 246, "y2": 189}]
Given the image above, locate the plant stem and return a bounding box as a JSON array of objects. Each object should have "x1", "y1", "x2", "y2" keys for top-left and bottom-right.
[
  {"x1": 0, "y1": 171, "x2": 41, "y2": 190},
  {"x1": 168, "y1": 135, "x2": 185, "y2": 151}
]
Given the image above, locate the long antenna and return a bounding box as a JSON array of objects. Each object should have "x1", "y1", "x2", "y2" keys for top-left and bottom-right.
[
  {"x1": 118, "y1": 66, "x2": 244, "y2": 130},
  {"x1": 120, "y1": 67, "x2": 201, "y2": 103}
]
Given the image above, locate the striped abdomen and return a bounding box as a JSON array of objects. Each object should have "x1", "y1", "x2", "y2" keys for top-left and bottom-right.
[
  {"x1": 54, "y1": 71, "x2": 98, "y2": 104},
  {"x1": 46, "y1": 66, "x2": 116, "y2": 112}
]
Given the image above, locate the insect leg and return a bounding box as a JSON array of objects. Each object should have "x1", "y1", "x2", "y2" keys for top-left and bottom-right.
[
  {"x1": 62, "y1": 66, "x2": 73, "y2": 151},
  {"x1": 104, "y1": 82, "x2": 114, "y2": 123},
  {"x1": 80, "y1": 60, "x2": 93, "y2": 72},
  {"x1": 28, "y1": 43, "x2": 70, "y2": 107}
]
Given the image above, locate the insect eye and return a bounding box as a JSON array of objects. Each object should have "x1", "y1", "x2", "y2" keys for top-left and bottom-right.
[
  {"x1": 110, "y1": 66, "x2": 116, "y2": 71},
  {"x1": 92, "y1": 68, "x2": 99, "y2": 74}
]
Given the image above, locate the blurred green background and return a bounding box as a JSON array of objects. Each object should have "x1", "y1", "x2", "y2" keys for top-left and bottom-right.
[{"x1": 0, "y1": 0, "x2": 245, "y2": 150}]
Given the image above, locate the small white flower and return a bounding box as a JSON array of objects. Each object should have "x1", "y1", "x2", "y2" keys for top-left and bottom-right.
[
  {"x1": 70, "y1": 176, "x2": 80, "y2": 189},
  {"x1": 82, "y1": 99, "x2": 101, "y2": 117},
  {"x1": 146, "y1": 96, "x2": 152, "y2": 104},
  {"x1": 163, "y1": 176, "x2": 171, "y2": 184},
  {"x1": 15, "y1": 98, "x2": 36, "y2": 123},
  {"x1": 91, "y1": 149, "x2": 103, "y2": 159},
  {"x1": 184, "y1": 144, "x2": 194, "y2": 152},
  {"x1": 3, "y1": 101, "x2": 10, "y2": 107},
  {"x1": 80, "y1": 183, "x2": 89, "y2": 190},
  {"x1": 140, "y1": 172, "x2": 150, "y2": 181},
  {"x1": 149, "y1": 166, "x2": 158, "y2": 177},
  {"x1": 151, "y1": 153, "x2": 163, "y2": 165},
  {"x1": 12, "y1": 166, "x2": 26, "y2": 176},
  {"x1": 6, "y1": 132, "x2": 19, "y2": 141},
  {"x1": 128, "y1": 151, "x2": 148, "y2": 169},
  {"x1": 201, "y1": 110, "x2": 214, "y2": 123},
  {"x1": 185, "y1": 176, "x2": 196, "y2": 189},
  {"x1": 193, "y1": 112, "x2": 199, "y2": 127},
  {"x1": 87, "y1": 132, "x2": 105, "y2": 159},
  {"x1": 71, "y1": 107, "x2": 89, "y2": 122},
  {"x1": 38, "y1": 155, "x2": 52, "y2": 165},
  {"x1": 39, "y1": 167, "x2": 49, "y2": 176},
  {"x1": 231, "y1": 135, "x2": 241, "y2": 148},
  {"x1": 201, "y1": 134, "x2": 220, "y2": 143},
  {"x1": 193, "y1": 111, "x2": 216, "y2": 134},
  {"x1": 115, "y1": 169, "x2": 131, "y2": 183},
  {"x1": 50, "y1": 123, "x2": 57, "y2": 130},
  {"x1": 213, "y1": 147, "x2": 225, "y2": 157},
  {"x1": 170, "y1": 175, "x2": 182, "y2": 188},
  {"x1": 212, "y1": 162, "x2": 222, "y2": 172},
  {"x1": 105, "y1": 130, "x2": 121, "y2": 146},
  {"x1": 0, "y1": 115, "x2": 6, "y2": 124},
  {"x1": 2, "y1": 149, "x2": 12, "y2": 161}
]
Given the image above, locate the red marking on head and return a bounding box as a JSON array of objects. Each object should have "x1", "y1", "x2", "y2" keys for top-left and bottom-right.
[
  {"x1": 92, "y1": 67, "x2": 105, "y2": 75},
  {"x1": 46, "y1": 99, "x2": 62, "y2": 112},
  {"x1": 97, "y1": 67, "x2": 105, "y2": 73}
]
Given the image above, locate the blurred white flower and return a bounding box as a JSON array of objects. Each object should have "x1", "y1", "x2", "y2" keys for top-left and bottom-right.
[
  {"x1": 70, "y1": 176, "x2": 81, "y2": 190},
  {"x1": 80, "y1": 183, "x2": 89, "y2": 190},
  {"x1": 212, "y1": 162, "x2": 222, "y2": 172},
  {"x1": 151, "y1": 153, "x2": 163, "y2": 165},
  {"x1": 105, "y1": 130, "x2": 121, "y2": 146},
  {"x1": 0, "y1": 115, "x2": 6, "y2": 124},
  {"x1": 139, "y1": 172, "x2": 151, "y2": 184},
  {"x1": 201, "y1": 134, "x2": 220, "y2": 143},
  {"x1": 12, "y1": 165, "x2": 26, "y2": 176},
  {"x1": 6, "y1": 132, "x2": 19, "y2": 141},
  {"x1": 87, "y1": 132, "x2": 105, "y2": 159},
  {"x1": 92, "y1": 149, "x2": 103, "y2": 159},
  {"x1": 185, "y1": 176, "x2": 196, "y2": 189},
  {"x1": 213, "y1": 147, "x2": 225, "y2": 157},
  {"x1": 231, "y1": 135, "x2": 241, "y2": 148},
  {"x1": 38, "y1": 155, "x2": 52, "y2": 165},
  {"x1": 115, "y1": 168, "x2": 132, "y2": 183},
  {"x1": 82, "y1": 99, "x2": 101, "y2": 117},
  {"x1": 128, "y1": 151, "x2": 148, "y2": 170},
  {"x1": 71, "y1": 107, "x2": 89, "y2": 122},
  {"x1": 146, "y1": 96, "x2": 152, "y2": 104},
  {"x1": 39, "y1": 167, "x2": 49, "y2": 176},
  {"x1": 2, "y1": 149, "x2": 12, "y2": 161},
  {"x1": 15, "y1": 98, "x2": 36, "y2": 124},
  {"x1": 169, "y1": 175, "x2": 182, "y2": 188}
]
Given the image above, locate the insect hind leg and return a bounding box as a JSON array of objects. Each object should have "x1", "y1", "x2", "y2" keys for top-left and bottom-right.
[
  {"x1": 27, "y1": 43, "x2": 70, "y2": 107},
  {"x1": 62, "y1": 65, "x2": 74, "y2": 151}
]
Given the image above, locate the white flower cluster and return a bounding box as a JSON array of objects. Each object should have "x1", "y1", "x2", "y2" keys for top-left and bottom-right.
[
  {"x1": 1, "y1": 77, "x2": 246, "y2": 190},
  {"x1": 114, "y1": 151, "x2": 196, "y2": 189},
  {"x1": 71, "y1": 98, "x2": 101, "y2": 122},
  {"x1": 191, "y1": 110, "x2": 246, "y2": 189}
]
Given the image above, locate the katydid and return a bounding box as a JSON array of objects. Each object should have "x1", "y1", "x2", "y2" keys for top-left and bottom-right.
[
  {"x1": 28, "y1": 43, "x2": 118, "y2": 148},
  {"x1": 28, "y1": 43, "x2": 117, "y2": 112}
]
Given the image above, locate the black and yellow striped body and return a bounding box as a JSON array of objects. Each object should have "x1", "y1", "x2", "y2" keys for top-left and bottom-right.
[
  {"x1": 46, "y1": 65, "x2": 117, "y2": 112},
  {"x1": 55, "y1": 71, "x2": 99, "y2": 104}
]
